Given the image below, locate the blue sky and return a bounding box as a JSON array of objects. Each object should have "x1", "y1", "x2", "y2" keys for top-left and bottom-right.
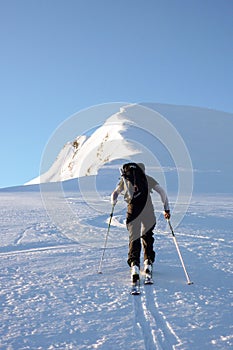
[{"x1": 0, "y1": 0, "x2": 232, "y2": 188}]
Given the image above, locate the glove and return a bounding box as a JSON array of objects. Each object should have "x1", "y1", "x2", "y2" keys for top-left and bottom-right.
[
  {"x1": 111, "y1": 191, "x2": 118, "y2": 206},
  {"x1": 164, "y1": 210, "x2": 171, "y2": 220}
]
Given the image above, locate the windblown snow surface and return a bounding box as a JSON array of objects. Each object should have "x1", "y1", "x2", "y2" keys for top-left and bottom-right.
[
  {"x1": 0, "y1": 185, "x2": 232, "y2": 349},
  {"x1": 1, "y1": 104, "x2": 232, "y2": 349}
]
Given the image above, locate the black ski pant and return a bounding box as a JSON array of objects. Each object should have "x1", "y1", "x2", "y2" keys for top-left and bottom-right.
[{"x1": 126, "y1": 203, "x2": 156, "y2": 267}]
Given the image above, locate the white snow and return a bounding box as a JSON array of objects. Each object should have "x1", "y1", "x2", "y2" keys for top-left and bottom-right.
[
  {"x1": 25, "y1": 111, "x2": 139, "y2": 185},
  {"x1": 1, "y1": 104, "x2": 233, "y2": 349},
  {"x1": 0, "y1": 188, "x2": 232, "y2": 349}
]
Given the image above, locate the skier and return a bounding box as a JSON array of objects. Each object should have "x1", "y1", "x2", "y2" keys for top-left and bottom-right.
[{"x1": 111, "y1": 162, "x2": 170, "y2": 286}]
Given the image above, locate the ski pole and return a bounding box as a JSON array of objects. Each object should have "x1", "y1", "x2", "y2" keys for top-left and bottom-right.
[
  {"x1": 98, "y1": 204, "x2": 115, "y2": 274},
  {"x1": 167, "y1": 219, "x2": 193, "y2": 285}
]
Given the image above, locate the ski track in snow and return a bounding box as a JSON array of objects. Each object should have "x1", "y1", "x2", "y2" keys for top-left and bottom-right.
[
  {"x1": 0, "y1": 191, "x2": 232, "y2": 349},
  {"x1": 133, "y1": 288, "x2": 182, "y2": 350}
]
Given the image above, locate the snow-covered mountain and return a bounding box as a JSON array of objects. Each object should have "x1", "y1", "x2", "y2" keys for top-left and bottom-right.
[
  {"x1": 25, "y1": 103, "x2": 233, "y2": 194},
  {"x1": 25, "y1": 108, "x2": 139, "y2": 185}
]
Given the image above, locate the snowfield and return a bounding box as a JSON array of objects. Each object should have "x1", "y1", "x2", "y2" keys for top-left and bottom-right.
[{"x1": 0, "y1": 188, "x2": 232, "y2": 350}]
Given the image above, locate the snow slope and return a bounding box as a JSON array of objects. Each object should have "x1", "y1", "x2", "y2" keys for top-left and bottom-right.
[
  {"x1": 25, "y1": 109, "x2": 139, "y2": 185},
  {"x1": 1, "y1": 104, "x2": 232, "y2": 349},
  {"x1": 0, "y1": 187, "x2": 232, "y2": 349}
]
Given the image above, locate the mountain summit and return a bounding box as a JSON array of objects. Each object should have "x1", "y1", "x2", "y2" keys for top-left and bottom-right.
[
  {"x1": 25, "y1": 103, "x2": 233, "y2": 194},
  {"x1": 26, "y1": 107, "x2": 139, "y2": 185}
]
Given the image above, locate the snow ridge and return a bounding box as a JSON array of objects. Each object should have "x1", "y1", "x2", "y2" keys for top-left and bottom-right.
[{"x1": 26, "y1": 111, "x2": 139, "y2": 185}]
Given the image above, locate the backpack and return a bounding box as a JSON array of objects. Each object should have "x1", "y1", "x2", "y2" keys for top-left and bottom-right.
[{"x1": 121, "y1": 162, "x2": 148, "y2": 204}]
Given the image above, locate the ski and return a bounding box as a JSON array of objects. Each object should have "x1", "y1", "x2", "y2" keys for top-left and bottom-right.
[{"x1": 130, "y1": 280, "x2": 140, "y2": 295}]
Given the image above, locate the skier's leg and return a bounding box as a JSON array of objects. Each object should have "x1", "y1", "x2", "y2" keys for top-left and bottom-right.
[
  {"x1": 126, "y1": 213, "x2": 141, "y2": 267},
  {"x1": 141, "y1": 222, "x2": 155, "y2": 283},
  {"x1": 141, "y1": 209, "x2": 156, "y2": 264},
  {"x1": 141, "y1": 227, "x2": 155, "y2": 263}
]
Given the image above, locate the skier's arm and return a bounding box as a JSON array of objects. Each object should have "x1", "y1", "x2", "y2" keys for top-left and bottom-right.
[
  {"x1": 111, "y1": 179, "x2": 124, "y2": 205},
  {"x1": 154, "y1": 184, "x2": 171, "y2": 219},
  {"x1": 111, "y1": 190, "x2": 119, "y2": 205}
]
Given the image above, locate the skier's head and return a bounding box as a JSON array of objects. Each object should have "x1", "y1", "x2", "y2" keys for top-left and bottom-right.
[{"x1": 122, "y1": 162, "x2": 146, "y2": 177}]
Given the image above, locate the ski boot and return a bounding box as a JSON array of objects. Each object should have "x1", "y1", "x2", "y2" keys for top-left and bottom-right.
[
  {"x1": 144, "y1": 259, "x2": 153, "y2": 284},
  {"x1": 130, "y1": 263, "x2": 140, "y2": 295}
]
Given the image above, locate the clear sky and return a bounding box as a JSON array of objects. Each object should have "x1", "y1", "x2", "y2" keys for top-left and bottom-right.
[{"x1": 0, "y1": 0, "x2": 232, "y2": 188}]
